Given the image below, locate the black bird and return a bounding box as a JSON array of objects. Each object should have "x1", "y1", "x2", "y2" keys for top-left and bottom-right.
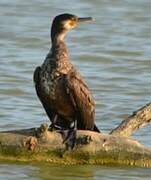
[{"x1": 34, "y1": 13, "x2": 100, "y2": 148}]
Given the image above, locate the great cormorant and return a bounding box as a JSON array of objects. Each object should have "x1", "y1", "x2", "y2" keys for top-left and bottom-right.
[{"x1": 34, "y1": 13, "x2": 100, "y2": 148}]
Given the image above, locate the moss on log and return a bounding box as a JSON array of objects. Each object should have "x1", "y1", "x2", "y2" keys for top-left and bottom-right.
[
  {"x1": 0, "y1": 124, "x2": 151, "y2": 167},
  {"x1": 0, "y1": 101, "x2": 151, "y2": 167}
]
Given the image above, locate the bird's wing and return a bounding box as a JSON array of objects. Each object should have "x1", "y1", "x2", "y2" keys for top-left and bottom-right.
[
  {"x1": 33, "y1": 66, "x2": 41, "y2": 87},
  {"x1": 64, "y1": 68, "x2": 95, "y2": 130},
  {"x1": 33, "y1": 66, "x2": 55, "y2": 120}
]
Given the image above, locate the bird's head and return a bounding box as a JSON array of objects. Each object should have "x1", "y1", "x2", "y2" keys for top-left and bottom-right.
[{"x1": 51, "y1": 13, "x2": 94, "y2": 42}]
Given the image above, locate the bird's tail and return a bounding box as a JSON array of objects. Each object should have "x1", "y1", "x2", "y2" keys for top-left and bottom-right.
[{"x1": 94, "y1": 124, "x2": 100, "y2": 133}]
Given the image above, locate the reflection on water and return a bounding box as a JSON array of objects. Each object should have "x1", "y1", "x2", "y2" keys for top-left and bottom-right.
[
  {"x1": 33, "y1": 165, "x2": 151, "y2": 180},
  {"x1": 0, "y1": 0, "x2": 151, "y2": 179},
  {"x1": 1, "y1": 164, "x2": 151, "y2": 180}
]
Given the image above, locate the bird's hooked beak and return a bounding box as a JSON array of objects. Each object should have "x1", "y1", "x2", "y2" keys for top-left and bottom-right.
[
  {"x1": 63, "y1": 16, "x2": 94, "y2": 31},
  {"x1": 77, "y1": 17, "x2": 95, "y2": 23}
]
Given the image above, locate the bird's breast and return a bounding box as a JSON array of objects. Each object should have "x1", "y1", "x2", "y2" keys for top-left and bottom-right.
[
  {"x1": 40, "y1": 70, "x2": 60, "y2": 99},
  {"x1": 39, "y1": 69, "x2": 74, "y2": 118}
]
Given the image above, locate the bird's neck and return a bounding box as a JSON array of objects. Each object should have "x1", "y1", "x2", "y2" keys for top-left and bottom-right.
[
  {"x1": 49, "y1": 38, "x2": 72, "y2": 73},
  {"x1": 51, "y1": 32, "x2": 69, "y2": 62},
  {"x1": 51, "y1": 27, "x2": 67, "y2": 44}
]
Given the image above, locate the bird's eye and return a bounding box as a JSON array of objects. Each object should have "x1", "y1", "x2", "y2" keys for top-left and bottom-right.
[{"x1": 69, "y1": 20, "x2": 75, "y2": 27}]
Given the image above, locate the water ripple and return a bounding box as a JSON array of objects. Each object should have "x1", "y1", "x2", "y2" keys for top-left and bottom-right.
[{"x1": 1, "y1": 0, "x2": 151, "y2": 179}]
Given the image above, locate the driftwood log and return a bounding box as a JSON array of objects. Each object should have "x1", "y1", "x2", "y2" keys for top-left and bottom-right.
[{"x1": 0, "y1": 102, "x2": 151, "y2": 167}]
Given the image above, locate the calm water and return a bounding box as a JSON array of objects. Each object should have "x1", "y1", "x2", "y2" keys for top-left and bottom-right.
[{"x1": 0, "y1": 0, "x2": 151, "y2": 179}]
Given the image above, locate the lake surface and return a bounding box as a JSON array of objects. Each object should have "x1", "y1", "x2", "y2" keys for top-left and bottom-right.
[{"x1": 0, "y1": 0, "x2": 151, "y2": 179}]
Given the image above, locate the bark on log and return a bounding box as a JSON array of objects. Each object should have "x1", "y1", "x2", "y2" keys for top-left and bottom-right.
[{"x1": 0, "y1": 102, "x2": 151, "y2": 167}]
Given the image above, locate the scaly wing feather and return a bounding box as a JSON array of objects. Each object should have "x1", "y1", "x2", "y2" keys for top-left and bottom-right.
[
  {"x1": 33, "y1": 66, "x2": 55, "y2": 121},
  {"x1": 65, "y1": 68, "x2": 95, "y2": 130}
]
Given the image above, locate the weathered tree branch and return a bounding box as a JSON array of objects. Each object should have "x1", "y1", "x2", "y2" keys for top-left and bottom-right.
[
  {"x1": 0, "y1": 101, "x2": 151, "y2": 167},
  {"x1": 0, "y1": 124, "x2": 151, "y2": 167},
  {"x1": 110, "y1": 102, "x2": 151, "y2": 137}
]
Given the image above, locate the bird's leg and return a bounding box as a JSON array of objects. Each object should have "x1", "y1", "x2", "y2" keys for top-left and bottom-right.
[
  {"x1": 61, "y1": 120, "x2": 77, "y2": 150},
  {"x1": 49, "y1": 114, "x2": 59, "y2": 131}
]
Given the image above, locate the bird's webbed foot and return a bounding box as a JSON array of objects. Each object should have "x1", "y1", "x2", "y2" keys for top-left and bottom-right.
[{"x1": 60, "y1": 120, "x2": 77, "y2": 150}]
